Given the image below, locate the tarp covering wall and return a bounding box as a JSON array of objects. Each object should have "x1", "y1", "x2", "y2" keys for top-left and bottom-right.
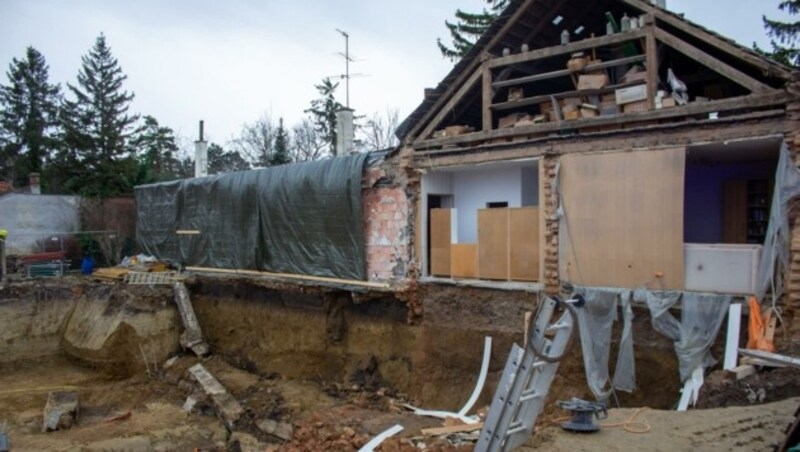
[{"x1": 135, "y1": 154, "x2": 368, "y2": 280}]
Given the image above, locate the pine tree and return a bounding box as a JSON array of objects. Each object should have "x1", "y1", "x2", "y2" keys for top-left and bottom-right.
[
  {"x1": 60, "y1": 33, "x2": 138, "y2": 197},
  {"x1": 305, "y1": 78, "x2": 342, "y2": 155},
  {"x1": 270, "y1": 117, "x2": 291, "y2": 166},
  {"x1": 0, "y1": 47, "x2": 61, "y2": 187},
  {"x1": 437, "y1": 0, "x2": 509, "y2": 61},
  {"x1": 207, "y1": 143, "x2": 250, "y2": 175},
  {"x1": 132, "y1": 115, "x2": 180, "y2": 182},
  {"x1": 758, "y1": 1, "x2": 800, "y2": 67}
]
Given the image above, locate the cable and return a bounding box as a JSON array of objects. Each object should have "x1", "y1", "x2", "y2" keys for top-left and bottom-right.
[{"x1": 601, "y1": 406, "x2": 652, "y2": 434}]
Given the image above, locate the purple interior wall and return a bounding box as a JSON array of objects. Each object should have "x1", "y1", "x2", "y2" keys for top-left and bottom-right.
[{"x1": 684, "y1": 160, "x2": 777, "y2": 243}]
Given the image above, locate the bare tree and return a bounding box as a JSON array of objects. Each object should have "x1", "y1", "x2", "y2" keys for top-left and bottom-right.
[
  {"x1": 230, "y1": 114, "x2": 276, "y2": 167},
  {"x1": 291, "y1": 118, "x2": 329, "y2": 162},
  {"x1": 357, "y1": 108, "x2": 400, "y2": 152}
]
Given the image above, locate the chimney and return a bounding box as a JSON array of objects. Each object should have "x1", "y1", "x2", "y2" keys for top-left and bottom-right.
[
  {"x1": 335, "y1": 108, "x2": 355, "y2": 157},
  {"x1": 29, "y1": 172, "x2": 40, "y2": 194},
  {"x1": 194, "y1": 120, "x2": 208, "y2": 178}
]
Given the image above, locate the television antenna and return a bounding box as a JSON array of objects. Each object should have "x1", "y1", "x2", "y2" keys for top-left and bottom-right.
[{"x1": 332, "y1": 28, "x2": 368, "y2": 108}]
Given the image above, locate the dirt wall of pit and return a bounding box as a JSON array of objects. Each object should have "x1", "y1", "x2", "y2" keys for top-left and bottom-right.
[
  {"x1": 0, "y1": 280, "x2": 181, "y2": 375},
  {"x1": 191, "y1": 279, "x2": 690, "y2": 411}
]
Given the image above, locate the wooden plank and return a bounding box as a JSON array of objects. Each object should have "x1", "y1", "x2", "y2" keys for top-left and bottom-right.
[
  {"x1": 621, "y1": 0, "x2": 792, "y2": 80},
  {"x1": 488, "y1": 29, "x2": 647, "y2": 69},
  {"x1": 482, "y1": 62, "x2": 493, "y2": 131},
  {"x1": 415, "y1": 198, "x2": 422, "y2": 265},
  {"x1": 560, "y1": 148, "x2": 686, "y2": 289},
  {"x1": 184, "y1": 267, "x2": 390, "y2": 289},
  {"x1": 422, "y1": 422, "x2": 484, "y2": 436},
  {"x1": 739, "y1": 349, "x2": 800, "y2": 369},
  {"x1": 654, "y1": 28, "x2": 772, "y2": 94},
  {"x1": 478, "y1": 208, "x2": 509, "y2": 280},
  {"x1": 492, "y1": 55, "x2": 646, "y2": 89},
  {"x1": 645, "y1": 23, "x2": 658, "y2": 110},
  {"x1": 406, "y1": 0, "x2": 537, "y2": 140},
  {"x1": 729, "y1": 364, "x2": 756, "y2": 380},
  {"x1": 509, "y1": 207, "x2": 539, "y2": 282},
  {"x1": 413, "y1": 91, "x2": 791, "y2": 149},
  {"x1": 430, "y1": 208, "x2": 452, "y2": 277},
  {"x1": 492, "y1": 81, "x2": 646, "y2": 111},
  {"x1": 419, "y1": 68, "x2": 483, "y2": 140},
  {"x1": 451, "y1": 244, "x2": 478, "y2": 279},
  {"x1": 722, "y1": 180, "x2": 748, "y2": 243}
]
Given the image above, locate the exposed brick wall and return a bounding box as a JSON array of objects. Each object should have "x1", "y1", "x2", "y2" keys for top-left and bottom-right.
[
  {"x1": 784, "y1": 73, "x2": 800, "y2": 339},
  {"x1": 363, "y1": 166, "x2": 410, "y2": 282},
  {"x1": 542, "y1": 156, "x2": 560, "y2": 295}
]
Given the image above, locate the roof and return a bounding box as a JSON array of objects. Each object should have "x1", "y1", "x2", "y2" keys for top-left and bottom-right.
[{"x1": 396, "y1": 0, "x2": 794, "y2": 143}]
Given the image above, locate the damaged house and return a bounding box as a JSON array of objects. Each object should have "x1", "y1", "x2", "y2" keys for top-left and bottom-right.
[{"x1": 131, "y1": 0, "x2": 800, "y2": 426}]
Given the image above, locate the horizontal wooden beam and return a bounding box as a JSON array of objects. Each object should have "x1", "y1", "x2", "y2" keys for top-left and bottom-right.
[
  {"x1": 653, "y1": 28, "x2": 773, "y2": 94},
  {"x1": 488, "y1": 29, "x2": 647, "y2": 69},
  {"x1": 413, "y1": 91, "x2": 790, "y2": 149},
  {"x1": 186, "y1": 266, "x2": 391, "y2": 290},
  {"x1": 415, "y1": 110, "x2": 788, "y2": 168},
  {"x1": 492, "y1": 55, "x2": 646, "y2": 89},
  {"x1": 492, "y1": 81, "x2": 646, "y2": 111}
]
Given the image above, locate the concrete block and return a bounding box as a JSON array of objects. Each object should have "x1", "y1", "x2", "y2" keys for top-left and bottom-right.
[
  {"x1": 257, "y1": 418, "x2": 294, "y2": 441},
  {"x1": 188, "y1": 364, "x2": 244, "y2": 429},
  {"x1": 42, "y1": 391, "x2": 79, "y2": 432}
]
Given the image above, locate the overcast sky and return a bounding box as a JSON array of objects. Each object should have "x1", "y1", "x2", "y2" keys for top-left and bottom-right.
[{"x1": 0, "y1": 0, "x2": 791, "y2": 146}]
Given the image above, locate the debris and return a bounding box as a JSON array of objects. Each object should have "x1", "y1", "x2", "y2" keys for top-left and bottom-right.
[
  {"x1": 182, "y1": 392, "x2": 204, "y2": 413},
  {"x1": 93, "y1": 267, "x2": 129, "y2": 280},
  {"x1": 358, "y1": 424, "x2": 403, "y2": 452},
  {"x1": 174, "y1": 282, "x2": 210, "y2": 357},
  {"x1": 728, "y1": 365, "x2": 756, "y2": 380},
  {"x1": 422, "y1": 422, "x2": 484, "y2": 436},
  {"x1": 163, "y1": 355, "x2": 179, "y2": 369},
  {"x1": 739, "y1": 349, "x2": 800, "y2": 370},
  {"x1": 229, "y1": 431, "x2": 269, "y2": 452},
  {"x1": 257, "y1": 418, "x2": 295, "y2": 441},
  {"x1": 42, "y1": 391, "x2": 79, "y2": 432},
  {"x1": 103, "y1": 411, "x2": 132, "y2": 423},
  {"x1": 187, "y1": 364, "x2": 243, "y2": 429}
]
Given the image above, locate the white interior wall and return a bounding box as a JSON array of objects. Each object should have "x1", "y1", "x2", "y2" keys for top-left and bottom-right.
[{"x1": 453, "y1": 166, "x2": 523, "y2": 243}]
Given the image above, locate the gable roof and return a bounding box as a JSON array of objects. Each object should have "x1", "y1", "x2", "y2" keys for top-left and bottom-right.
[{"x1": 396, "y1": 0, "x2": 794, "y2": 143}]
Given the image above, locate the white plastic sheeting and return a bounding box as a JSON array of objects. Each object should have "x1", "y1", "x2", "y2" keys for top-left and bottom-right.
[
  {"x1": 637, "y1": 290, "x2": 731, "y2": 382},
  {"x1": 757, "y1": 144, "x2": 800, "y2": 305},
  {"x1": 573, "y1": 287, "x2": 636, "y2": 401}
]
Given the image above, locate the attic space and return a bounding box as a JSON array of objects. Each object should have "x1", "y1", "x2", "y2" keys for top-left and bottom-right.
[{"x1": 420, "y1": 160, "x2": 541, "y2": 282}]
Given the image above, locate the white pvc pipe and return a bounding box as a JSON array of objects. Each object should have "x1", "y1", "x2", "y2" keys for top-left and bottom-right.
[
  {"x1": 402, "y1": 404, "x2": 477, "y2": 425},
  {"x1": 358, "y1": 424, "x2": 404, "y2": 452},
  {"x1": 457, "y1": 336, "x2": 492, "y2": 417}
]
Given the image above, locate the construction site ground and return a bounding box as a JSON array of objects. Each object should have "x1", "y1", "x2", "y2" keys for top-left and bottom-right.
[{"x1": 0, "y1": 277, "x2": 798, "y2": 451}]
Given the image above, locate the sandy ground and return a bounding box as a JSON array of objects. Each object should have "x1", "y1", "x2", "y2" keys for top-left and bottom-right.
[
  {"x1": 0, "y1": 354, "x2": 797, "y2": 451},
  {"x1": 527, "y1": 397, "x2": 800, "y2": 452}
]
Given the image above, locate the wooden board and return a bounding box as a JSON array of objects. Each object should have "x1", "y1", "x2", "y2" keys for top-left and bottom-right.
[
  {"x1": 722, "y1": 180, "x2": 747, "y2": 243},
  {"x1": 451, "y1": 244, "x2": 478, "y2": 279},
  {"x1": 430, "y1": 208, "x2": 452, "y2": 277},
  {"x1": 415, "y1": 199, "x2": 423, "y2": 265},
  {"x1": 560, "y1": 148, "x2": 686, "y2": 289},
  {"x1": 478, "y1": 209, "x2": 509, "y2": 280},
  {"x1": 509, "y1": 207, "x2": 539, "y2": 281}
]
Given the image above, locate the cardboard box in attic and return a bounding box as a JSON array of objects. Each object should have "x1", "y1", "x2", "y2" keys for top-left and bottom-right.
[
  {"x1": 498, "y1": 113, "x2": 532, "y2": 128},
  {"x1": 615, "y1": 85, "x2": 648, "y2": 105},
  {"x1": 577, "y1": 74, "x2": 609, "y2": 90}
]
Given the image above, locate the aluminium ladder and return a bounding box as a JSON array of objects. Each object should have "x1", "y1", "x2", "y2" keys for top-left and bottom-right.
[{"x1": 476, "y1": 296, "x2": 578, "y2": 452}]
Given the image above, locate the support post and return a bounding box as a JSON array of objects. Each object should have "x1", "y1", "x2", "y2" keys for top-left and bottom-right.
[
  {"x1": 482, "y1": 62, "x2": 493, "y2": 131},
  {"x1": 644, "y1": 15, "x2": 658, "y2": 110}
]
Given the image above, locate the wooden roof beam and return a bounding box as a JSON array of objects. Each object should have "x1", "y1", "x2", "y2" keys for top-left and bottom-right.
[
  {"x1": 418, "y1": 66, "x2": 483, "y2": 140},
  {"x1": 654, "y1": 28, "x2": 774, "y2": 94},
  {"x1": 406, "y1": 0, "x2": 538, "y2": 141},
  {"x1": 619, "y1": 0, "x2": 793, "y2": 80}
]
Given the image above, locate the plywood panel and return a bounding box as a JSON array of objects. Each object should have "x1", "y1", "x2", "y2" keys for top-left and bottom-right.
[
  {"x1": 560, "y1": 148, "x2": 686, "y2": 289},
  {"x1": 722, "y1": 180, "x2": 747, "y2": 243},
  {"x1": 451, "y1": 244, "x2": 478, "y2": 279},
  {"x1": 478, "y1": 209, "x2": 509, "y2": 280},
  {"x1": 430, "y1": 208, "x2": 451, "y2": 276},
  {"x1": 510, "y1": 207, "x2": 539, "y2": 281}
]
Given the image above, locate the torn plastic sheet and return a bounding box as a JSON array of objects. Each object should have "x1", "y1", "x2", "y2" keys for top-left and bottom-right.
[
  {"x1": 573, "y1": 287, "x2": 636, "y2": 401},
  {"x1": 757, "y1": 144, "x2": 800, "y2": 304},
  {"x1": 135, "y1": 153, "x2": 368, "y2": 280},
  {"x1": 637, "y1": 290, "x2": 731, "y2": 382}
]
